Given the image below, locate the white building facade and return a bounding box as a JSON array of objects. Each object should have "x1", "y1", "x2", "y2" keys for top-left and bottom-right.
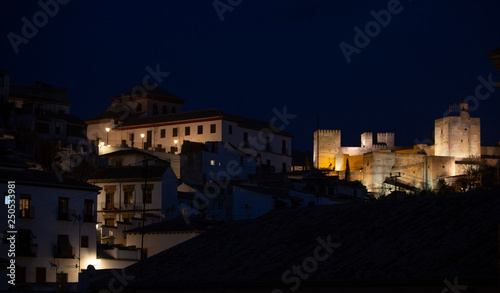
[
  {"x1": 86, "y1": 84, "x2": 292, "y2": 174},
  {"x1": 0, "y1": 169, "x2": 100, "y2": 289}
]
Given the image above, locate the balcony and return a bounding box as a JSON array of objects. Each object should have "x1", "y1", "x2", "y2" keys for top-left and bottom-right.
[
  {"x1": 122, "y1": 203, "x2": 140, "y2": 211},
  {"x1": 19, "y1": 206, "x2": 35, "y2": 219},
  {"x1": 83, "y1": 213, "x2": 96, "y2": 222},
  {"x1": 100, "y1": 202, "x2": 117, "y2": 211},
  {"x1": 18, "y1": 243, "x2": 37, "y2": 257}
]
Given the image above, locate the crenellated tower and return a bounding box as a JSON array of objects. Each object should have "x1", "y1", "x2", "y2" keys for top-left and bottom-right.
[{"x1": 313, "y1": 129, "x2": 341, "y2": 170}]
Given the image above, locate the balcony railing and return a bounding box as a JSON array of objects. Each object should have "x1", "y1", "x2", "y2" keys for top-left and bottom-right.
[
  {"x1": 83, "y1": 214, "x2": 96, "y2": 222},
  {"x1": 100, "y1": 202, "x2": 117, "y2": 211},
  {"x1": 18, "y1": 243, "x2": 37, "y2": 257}
]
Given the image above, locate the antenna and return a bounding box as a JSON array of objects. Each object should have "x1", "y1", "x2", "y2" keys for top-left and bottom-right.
[{"x1": 72, "y1": 210, "x2": 82, "y2": 271}]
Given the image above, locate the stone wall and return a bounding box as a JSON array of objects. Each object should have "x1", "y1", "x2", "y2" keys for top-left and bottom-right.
[{"x1": 313, "y1": 129, "x2": 340, "y2": 170}]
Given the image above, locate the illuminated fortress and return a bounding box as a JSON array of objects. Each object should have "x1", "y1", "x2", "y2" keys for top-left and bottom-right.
[{"x1": 314, "y1": 101, "x2": 498, "y2": 195}]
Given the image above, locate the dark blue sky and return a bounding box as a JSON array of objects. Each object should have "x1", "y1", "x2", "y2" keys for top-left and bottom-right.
[{"x1": 2, "y1": 0, "x2": 500, "y2": 151}]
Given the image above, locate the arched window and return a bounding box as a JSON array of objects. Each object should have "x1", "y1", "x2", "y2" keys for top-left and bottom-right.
[
  {"x1": 153, "y1": 104, "x2": 158, "y2": 115},
  {"x1": 172, "y1": 106, "x2": 176, "y2": 113},
  {"x1": 162, "y1": 105, "x2": 168, "y2": 114},
  {"x1": 136, "y1": 103, "x2": 142, "y2": 112}
]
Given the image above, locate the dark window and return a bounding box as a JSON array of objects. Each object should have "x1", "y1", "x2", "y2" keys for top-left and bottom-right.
[
  {"x1": 55, "y1": 126, "x2": 60, "y2": 135},
  {"x1": 243, "y1": 132, "x2": 248, "y2": 146},
  {"x1": 83, "y1": 200, "x2": 94, "y2": 222},
  {"x1": 19, "y1": 194, "x2": 31, "y2": 218},
  {"x1": 210, "y1": 124, "x2": 216, "y2": 133},
  {"x1": 172, "y1": 106, "x2": 176, "y2": 113},
  {"x1": 267, "y1": 160, "x2": 271, "y2": 166},
  {"x1": 36, "y1": 267, "x2": 46, "y2": 284},
  {"x1": 229, "y1": 125, "x2": 233, "y2": 134},
  {"x1": 146, "y1": 130, "x2": 152, "y2": 149},
  {"x1": 35, "y1": 122, "x2": 49, "y2": 134},
  {"x1": 136, "y1": 104, "x2": 142, "y2": 111},
  {"x1": 142, "y1": 186, "x2": 153, "y2": 204},
  {"x1": 173, "y1": 128, "x2": 178, "y2": 137},
  {"x1": 105, "y1": 192, "x2": 114, "y2": 210},
  {"x1": 185, "y1": 126, "x2": 190, "y2": 136},
  {"x1": 282, "y1": 140, "x2": 286, "y2": 155},
  {"x1": 282, "y1": 162, "x2": 287, "y2": 173},
  {"x1": 266, "y1": 137, "x2": 271, "y2": 151},
  {"x1": 162, "y1": 105, "x2": 168, "y2": 114},
  {"x1": 58, "y1": 198, "x2": 69, "y2": 220},
  {"x1": 56, "y1": 235, "x2": 73, "y2": 258},
  {"x1": 198, "y1": 125, "x2": 203, "y2": 134},
  {"x1": 130, "y1": 133, "x2": 134, "y2": 141},
  {"x1": 124, "y1": 191, "x2": 133, "y2": 204},
  {"x1": 19, "y1": 229, "x2": 35, "y2": 257},
  {"x1": 56, "y1": 272, "x2": 68, "y2": 283},
  {"x1": 160, "y1": 129, "x2": 166, "y2": 138},
  {"x1": 105, "y1": 218, "x2": 114, "y2": 226},
  {"x1": 81, "y1": 236, "x2": 89, "y2": 248},
  {"x1": 153, "y1": 104, "x2": 158, "y2": 115},
  {"x1": 18, "y1": 266, "x2": 26, "y2": 283}
]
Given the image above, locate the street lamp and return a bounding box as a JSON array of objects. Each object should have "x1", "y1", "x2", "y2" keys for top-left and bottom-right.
[
  {"x1": 105, "y1": 127, "x2": 110, "y2": 145},
  {"x1": 141, "y1": 133, "x2": 145, "y2": 149},
  {"x1": 173, "y1": 139, "x2": 179, "y2": 154}
]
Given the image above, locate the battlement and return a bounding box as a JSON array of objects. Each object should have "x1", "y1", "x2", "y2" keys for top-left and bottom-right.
[
  {"x1": 361, "y1": 132, "x2": 395, "y2": 148},
  {"x1": 314, "y1": 129, "x2": 341, "y2": 135}
]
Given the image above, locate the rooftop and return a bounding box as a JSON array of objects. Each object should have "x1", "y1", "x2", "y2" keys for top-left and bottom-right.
[
  {"x1": 0, "y1": 168, "x2": 100, "y2": 191},
  {"x1": 87, "y1": 165, "x2": 170, "y2": 181},
  {"x1": 9, "y1": 81, "x2": 69, "y2": 105},
  {"x1": 120, "y1": 108, "x2": 293, "y2": 137},
  {"x1": 125, "y1": 217, "x2": 208, "y2": 234},
  {"x1": 110, "y1": 83, "x2": 185, "y2": 104},
  {"x1": 90, "y1": 191, "x2": 500, "y2": 289}
]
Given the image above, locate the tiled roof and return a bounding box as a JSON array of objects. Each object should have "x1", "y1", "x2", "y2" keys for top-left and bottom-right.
[
  {"x1": 85, "y1": 110, "x2": 143, "y2": 122},
  {"x1": 45, "y1": 111, "x2": 86, "y2": 126},
  {"x1": 110, "y1": 83, "x2": 185, "y2": 104},
  {"x1": 125, "y1": 217, "x2": 207, "y2": 234},
  {"x1": 90, "y1": 191, "x2": 500, "y2": 289},
  {"x1": 99, "y1": 149, "x2": 158, "y2": 159},
  {"x1": 120, "y1": 108, "x2": 293, "y2": 137},
  {"x1": 9, "y1": 81, "x2": 69, "y2": 104},
  {"x1": 87, "y1": 165, "x2": 170, "y2": 181},
  {"x1": 0, "y1": 168, "x2": 100, "y2": 191}
]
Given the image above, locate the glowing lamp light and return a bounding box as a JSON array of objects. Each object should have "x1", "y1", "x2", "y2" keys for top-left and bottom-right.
[
  {"x1": 107, "y1": 145, "x2": 111, "y2": 147},
  {"x1": 140, "y1": 133, "x2": 145, "y2": 138},
  {"x1": 105, "y1": 127, "x2": 110, "y2": 132},
  {"x1": 174, "y1": 139, "x2": 178, "y2": 144},
  {"x1": 100, "y1": 142, "x2": 105, "y2": 146}
]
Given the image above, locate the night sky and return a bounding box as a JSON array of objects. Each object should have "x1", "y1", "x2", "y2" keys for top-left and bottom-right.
[{"x1": 1, "y1": 0, "x2": 500, "y2": 151}]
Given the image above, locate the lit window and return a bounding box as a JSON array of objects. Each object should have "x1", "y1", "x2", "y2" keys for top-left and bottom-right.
[
  {"x1": 19, "y1": 194, "x2": 31, "y2": 218},
  {"x1": 210, "y1": 160, "x2": 215, "y2": 166}
]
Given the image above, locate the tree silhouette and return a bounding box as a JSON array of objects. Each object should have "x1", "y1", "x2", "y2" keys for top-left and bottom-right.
[{"x1": 345, "y1": 158, "x2": 351, "y2": 181}]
